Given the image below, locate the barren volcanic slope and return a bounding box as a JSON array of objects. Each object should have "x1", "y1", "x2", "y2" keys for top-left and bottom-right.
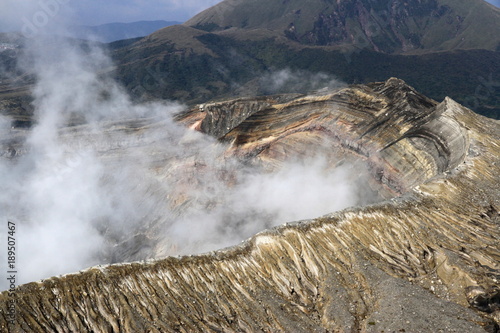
[{"x1": 0, "y1": 78, "x2": 499, "y2": 332}]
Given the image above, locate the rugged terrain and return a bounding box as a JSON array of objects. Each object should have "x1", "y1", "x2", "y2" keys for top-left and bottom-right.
[
  {"x1": 0, "y1": 78, "x2": 498, "y2": 332},
  {"x1": 111, "y1": 0, "x2": 500, "y2": 118},
  {"x1": 1, "y1": 0, "x2": 499, "y2": 119},
  {"x1": 186, "y1": 0, "x2": 500, "y2": 53}
]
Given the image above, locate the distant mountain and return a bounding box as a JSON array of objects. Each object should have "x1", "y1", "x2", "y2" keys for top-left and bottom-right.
[
  {"x1": 68, "y1": 20, "x2": 182, "y2": 43},
  {"x1": 111, "y1": 0, "x2": 500, "y2": 118},
  {"x1": 1, "y1": 2, "x2": 499, "y2": 119},
  {"x1": 186, "y1": 0, "x2": 500, "y2": 54}
]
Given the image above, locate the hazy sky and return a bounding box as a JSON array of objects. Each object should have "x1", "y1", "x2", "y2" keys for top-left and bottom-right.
[
  {"x1": 0, "y1": 0, "x2": 498, "y2": 32},
  {"x1": 0, "y1": 0, "x2": 223, "y2": 32},
  {"x1": 67, "y1": 0, "x2": 224, "y2": 25}
]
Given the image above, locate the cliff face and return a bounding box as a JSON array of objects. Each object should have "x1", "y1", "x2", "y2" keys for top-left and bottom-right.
[
  {"x1": 1, "y1": 79, "x2": 499, "y2": 332},
  {"x1": 182, "y1": 78, "x2": 467, "y2": 195}
]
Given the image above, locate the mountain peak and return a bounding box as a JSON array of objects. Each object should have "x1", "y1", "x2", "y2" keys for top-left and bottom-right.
[{"x1": 186, "y1": 0, "x2": 500, "y2": 53}]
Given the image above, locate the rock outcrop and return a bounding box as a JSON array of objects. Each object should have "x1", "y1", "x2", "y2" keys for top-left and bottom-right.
[{"x1": 1, "y1": 78, "x2": 499, "y2": 332}]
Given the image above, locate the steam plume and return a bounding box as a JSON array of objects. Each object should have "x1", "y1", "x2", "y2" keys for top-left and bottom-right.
[{"x1": 0, "y1": 18, "x2": 377, "y2": 291}]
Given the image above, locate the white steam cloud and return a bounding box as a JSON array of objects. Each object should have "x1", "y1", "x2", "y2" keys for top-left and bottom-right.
[
  {"x1": 259, "y1": 68, "x2": 345, "y2": 95},
  {"x1": 169, "y1": 157, "x2": 374, "y2": 255},
  {"x1": 0, "y1": 24, "x2": 377, "y2": 291}
]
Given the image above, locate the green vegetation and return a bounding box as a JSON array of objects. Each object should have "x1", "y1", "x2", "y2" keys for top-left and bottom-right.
[
  {"x1": 112, "y1": 33, "x2": 500, "y2": 118},
  {"x1": 110, "y1": 0, "x2": 499, "y2": 118}
]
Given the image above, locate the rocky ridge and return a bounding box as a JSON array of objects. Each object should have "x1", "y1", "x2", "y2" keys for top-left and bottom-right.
[{"x1": 0, "y1": 78, "x2": 499, "y2": 332}]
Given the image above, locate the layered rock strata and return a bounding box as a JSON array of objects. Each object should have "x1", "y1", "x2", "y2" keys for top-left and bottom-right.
[{"x1": 1, "y1": 78, "x2": 499, "y2": 332}]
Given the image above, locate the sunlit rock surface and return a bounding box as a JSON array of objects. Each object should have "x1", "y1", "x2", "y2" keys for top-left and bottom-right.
[{"x1": 1, "y1": 78, "x2": 499, "y2": 332}]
